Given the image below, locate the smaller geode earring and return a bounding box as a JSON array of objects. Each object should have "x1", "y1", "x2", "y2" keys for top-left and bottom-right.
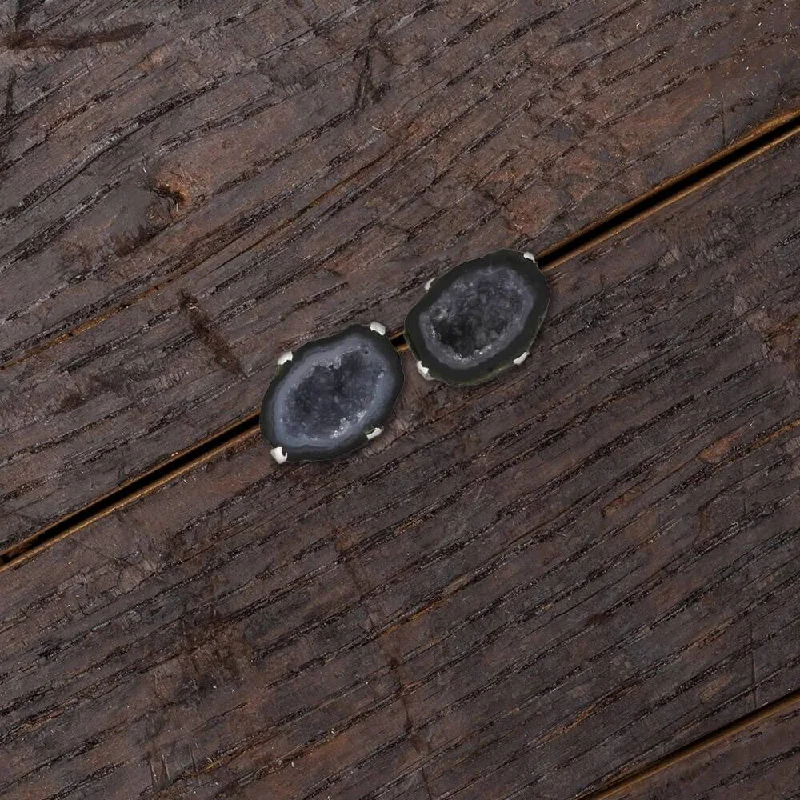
[
  {"x1": 260, "y1": 323, "x2": 404, "y2": 463},
  {"x1": 404, "y1": 249, "x2": 549, "y2": 386}
]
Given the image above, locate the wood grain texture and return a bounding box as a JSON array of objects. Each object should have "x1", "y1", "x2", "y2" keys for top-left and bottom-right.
[
  {"x1": 622, "y1": 699, "x2": 800, "y2": 800},
  {"x1": 1, "y1": 135, "x2": 799, "y2": 800},
  {"x1": 2, "y1": 0, "x2": 800, "y2": 547}
]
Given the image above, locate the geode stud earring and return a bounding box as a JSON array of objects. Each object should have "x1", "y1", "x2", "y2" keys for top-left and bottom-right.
[
  {"x1": 404, "y1": 250, "x2": 550, "y2": 386},
  {"x1": 260, "y1": 323, "x2": 404, "y2": 463}
]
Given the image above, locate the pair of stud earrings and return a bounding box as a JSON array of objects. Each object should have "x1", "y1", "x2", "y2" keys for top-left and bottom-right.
[{"x1": 260, "y1": 249, "x2": 550, "y2": 463}]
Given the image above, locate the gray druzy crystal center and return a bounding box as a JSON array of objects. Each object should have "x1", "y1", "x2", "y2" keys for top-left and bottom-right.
[
  {"x1": 419, "y1": 266, "x2": 533, "y2": 368},
  {"x1": 281, "y1": 348, "x2": 385, "y2": 442},
  {"x1": 262, "y1": 326, "x2": 404, "y2": 461}
]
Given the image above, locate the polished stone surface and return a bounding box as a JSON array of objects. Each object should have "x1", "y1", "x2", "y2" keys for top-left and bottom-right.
[
  {"x1": 405, "y1": 250, "x2": 550, "y2": 385},
  {"x1": 260, "y1": 325, "x2": 403, "y2": 462}
]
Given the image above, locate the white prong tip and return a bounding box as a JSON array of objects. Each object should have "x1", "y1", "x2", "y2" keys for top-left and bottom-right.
[
  {"x1": 424, "y1": 278, "x2": 434, "y2": 291},
  {"x1": 365, "y1": 427, "x2": 383, "y2": 440},
  {"x1": 513, "y1": 352, "x2": 528, "y2": 366},
  {"x1": 368, "y1": 321, "x2": 387, "y2": 336},
  {"x1": 523, "y1": 251, "x2": 536, "y2": 262},
  {"x1": 270, "y1": 446, "x2": 288, "y2": 464},
  {"x1": 277, "y1": 351, "x2": 293, "y2": 365},
  {"x1": 416, "y1": 361, "x2": 433, "y2": 380}
]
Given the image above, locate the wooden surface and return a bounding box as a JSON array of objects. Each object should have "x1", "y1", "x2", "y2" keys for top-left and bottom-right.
[
  {"x1": 2, "y1": 130, "x2": 799, "y2": 799},
  {"x1": 2, "y1": 1, "x2": 800, "y2": 798},
  {"x1": 624, "y1": 698, "x2": 800, "y2": 800},
  {"x1": 2, "y1": 0, "x2": 800, "y2": 547}
]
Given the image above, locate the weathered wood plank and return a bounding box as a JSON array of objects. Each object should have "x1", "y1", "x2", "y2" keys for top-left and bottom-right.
[
  {"x1": 1, "y1": 0, "x2": 799, "y2": 547},
  {"x1": 1, "y1": 135, "x2": 798, "y2": 799},
  {"x1": 622, "y1": 698, "x2": 800, "y2": 800}
]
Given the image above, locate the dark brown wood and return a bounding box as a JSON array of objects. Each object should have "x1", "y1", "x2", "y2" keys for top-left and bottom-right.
[
  {"x1": 620, "y1": 697, "x2": 800, "y2": 800},
  {"x1": 1, "y1": 135, "x2": 798, "y2": 800},
  {"x1": 2, "y1": 0, "x2": 800, "y2": 547}
]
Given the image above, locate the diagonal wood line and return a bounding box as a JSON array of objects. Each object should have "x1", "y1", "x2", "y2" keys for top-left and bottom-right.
[
  {"x1": 1, "y1": 107, "x2": 798, "y2": 573},
  {"x1": 577, "y1": 686, "x2": 800, "y2": 800}
]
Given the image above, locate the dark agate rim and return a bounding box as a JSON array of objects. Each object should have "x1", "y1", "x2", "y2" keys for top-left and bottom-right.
[
  {"x1": 404, "y1": 249, "x2": 550, "y2": 386},
  {"x1": 260, "y1": 324, "x2": 404, "y2": 463}
]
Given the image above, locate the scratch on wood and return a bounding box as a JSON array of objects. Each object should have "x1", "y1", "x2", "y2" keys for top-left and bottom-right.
[
  {"x1": 420, "y1": 765, "x2": 434, "y2": 800},
  {"x1": 5, "y1": 22, "x2": 148, "y2": 51},
  {"x1": 2, "y1": 69, "x2": 13, "y2": 120},
  {"x1": 178, "y1": 290, "x2": 244, "y2": 376},
  {"x1": 147, "y1": 755, "x2": 160, "y2": 792},
  {"x1": 353, "y1": 30, "x2": 389, "y2": 113},
  {"x1": 191, "y1": 746, "x2": 200, "y2": 786},
  {"x1": 0, "y1": 68, "x2": 15, "y2": 167},
  {"x1": 353, "y1": 49, "x2": 382, "y2": 112},
  {"x1": 748, "y1": 614, "x2": 757, "y2": 712}
]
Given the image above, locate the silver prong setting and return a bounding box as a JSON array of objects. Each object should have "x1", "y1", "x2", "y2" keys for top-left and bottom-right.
[
  {"x1": 277, "y1": 351, "x2": 293, "y2": 365},
  {"x1": 513, "y1": 352, "x2": 528, "y2": 366},
  {"x1": 365, "y1": 427, "x2": 383, "y2": 440},
  {"x1": 261, "y1": 326, "x2": 404, "y2": 462},
  {"x1": 270, "y1": 446, "x2": 288, "y2": 464},
  {"x1": 416, "y1": 361, "x2": 432, "y2": 380},
  {"x1": 369, "y1": 321, "x2": 387, "y2": 336}
]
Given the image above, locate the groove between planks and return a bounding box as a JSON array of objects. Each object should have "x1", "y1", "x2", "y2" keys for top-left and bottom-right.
[{"x1": 580, "y1": 688, "x2": 800, "y2": 800}]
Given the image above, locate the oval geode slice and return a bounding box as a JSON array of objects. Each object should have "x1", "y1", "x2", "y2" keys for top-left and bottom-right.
[
  {"x1": 405, "y1": 250, "x2": 549, "y2": 386},
  {"x1": 260, "y1": 324, "x2": 404, "y2": 463}
]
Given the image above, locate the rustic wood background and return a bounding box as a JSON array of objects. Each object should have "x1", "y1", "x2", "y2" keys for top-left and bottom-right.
[{"x1": 1, "y1": 0, "x2": 799, "y2": 798}]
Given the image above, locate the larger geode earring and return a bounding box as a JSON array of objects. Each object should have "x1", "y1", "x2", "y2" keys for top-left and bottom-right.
[
  {"x1": 404, "y1": 250, "x2": 549, "y2": 386},
  {"x1": 260, "y1": 323, "x2": 404, "y2": 463}
]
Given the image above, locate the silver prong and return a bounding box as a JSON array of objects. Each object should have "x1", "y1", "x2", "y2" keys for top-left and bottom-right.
[
  {"x1": 523, "y1": 251, "x2": 536, "y2": 262},
  {"x1": 277, "y1": 352, "x2": 293, "y2": 365},
  {"x1": 270, "y1": 446, "x2": 288, "y2": 464},
  {"x1": 513, "y1": 352, "x2": 528, "y2": 366},
  {"x1": 365, "y1": 427, "x2": 383, "y2": 440},
  {"x1": 424, "y1": 278, "x2": 434, "y2": 291},
  {"x1": 369, "y1": 321, "x2": 387, "y2": 336},
  {"x1": 416, "y1": 361, "x2": 432, "y2": 380}
]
